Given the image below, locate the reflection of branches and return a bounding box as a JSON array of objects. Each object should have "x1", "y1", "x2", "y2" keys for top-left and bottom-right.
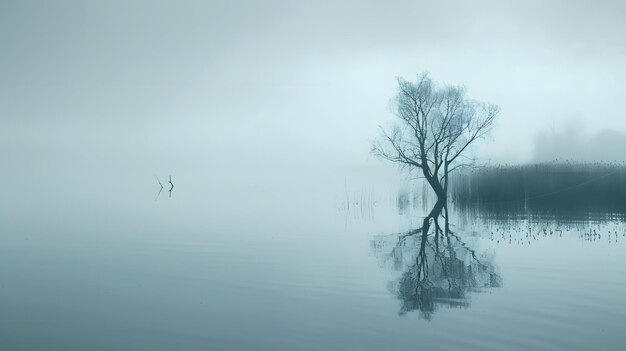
[
  {"x1": 372, "y1": 202, "x2": 501, "y2": 320},
  {"x1": 447, "y1": 230, "x2": 481, "y2": 264}
]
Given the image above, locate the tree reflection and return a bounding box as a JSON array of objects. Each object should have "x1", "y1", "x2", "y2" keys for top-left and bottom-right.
[{"x1": 372, "y1": 201, "x2": 501, "y2": 320}]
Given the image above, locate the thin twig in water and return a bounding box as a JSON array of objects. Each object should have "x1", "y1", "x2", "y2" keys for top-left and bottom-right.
[
  {"x1": 155, "y1": 175, "x2": 164, "y2": 201},
  {"x1": 168, "y1": 175, "x2": 174, "y2": 198},
  {"x1": 155, "y1": 175, "x2": 164, "y2": 189}
]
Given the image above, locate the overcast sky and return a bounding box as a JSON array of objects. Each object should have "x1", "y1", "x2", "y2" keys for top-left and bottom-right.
[{"x1": 2, "y1": 0, "x2": 626, "y2": 181}]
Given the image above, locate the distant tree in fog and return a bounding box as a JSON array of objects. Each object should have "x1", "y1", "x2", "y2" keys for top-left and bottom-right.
[{"x1": 372, "y1": 73, "x2": 499, "y2": 203}]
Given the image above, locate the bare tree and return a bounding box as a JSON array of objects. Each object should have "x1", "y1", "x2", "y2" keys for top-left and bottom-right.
[{"x1": 372, "y1": 73, "x2": 499, "y2": 202}]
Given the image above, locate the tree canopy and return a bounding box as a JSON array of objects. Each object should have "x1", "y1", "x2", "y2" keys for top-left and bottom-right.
[{"x1": 372, "y1": 73, "x2": 499, "y2": 200}]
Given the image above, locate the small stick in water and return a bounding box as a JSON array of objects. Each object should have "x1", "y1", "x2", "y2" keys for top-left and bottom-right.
[
  {"x1": 155, "y1": 175, "x2": 164, "y2": 201},
  {"x1": 168, "y1": 175, "x2": 174, "y2": 198},
  {"x1": 155, "y1": 175, "x2": 164, "y2": 189}
]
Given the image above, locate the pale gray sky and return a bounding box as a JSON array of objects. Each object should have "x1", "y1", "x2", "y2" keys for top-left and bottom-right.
[{"x1": 2, "y1": 0, "x2": 625, "y2": 180}]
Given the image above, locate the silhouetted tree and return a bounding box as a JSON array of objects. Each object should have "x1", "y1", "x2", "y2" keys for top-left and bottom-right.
[{"x1": 372, "y1": 73, "x2": 499, "y2": 203}]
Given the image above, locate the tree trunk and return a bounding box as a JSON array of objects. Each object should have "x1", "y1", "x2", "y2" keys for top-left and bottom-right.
[{"x1": 421, "y1": 165, "x2": 446, "y2": 203}]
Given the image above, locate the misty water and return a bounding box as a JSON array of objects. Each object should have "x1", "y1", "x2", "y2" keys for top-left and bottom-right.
[
  {"x1": 5, "y1": 0, "x2": 626, "y2": 349},
  {"x1": 2, "y1": 169, "x2": 626, "y2": 351}
]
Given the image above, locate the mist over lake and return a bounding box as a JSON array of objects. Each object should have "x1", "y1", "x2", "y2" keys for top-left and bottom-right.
[{"x1": 3, "y1": 1, "x2": 626, "y2": 350}]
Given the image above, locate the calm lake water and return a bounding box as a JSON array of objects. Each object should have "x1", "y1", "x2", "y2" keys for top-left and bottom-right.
[{"x1": 2, "y1": 171, "x2": 626, "y2": 350}]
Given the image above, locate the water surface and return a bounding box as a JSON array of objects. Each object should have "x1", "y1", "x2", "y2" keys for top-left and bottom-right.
[{"x1": 2, "y1": 171, "x2": 626, "y2": 350}]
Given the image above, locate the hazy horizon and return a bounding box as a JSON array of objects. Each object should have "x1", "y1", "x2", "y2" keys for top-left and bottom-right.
[
  {"x1": 4, "y1": 2, "x2": 626, "y2": 350},
  {"x1": 3, "y1": 0, "x2": 626, "y2": 185}
]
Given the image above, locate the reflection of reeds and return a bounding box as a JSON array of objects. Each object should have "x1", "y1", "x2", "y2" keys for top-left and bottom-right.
[{"x1": 451, "y1": 162, "x2": 626, "y2": 219}]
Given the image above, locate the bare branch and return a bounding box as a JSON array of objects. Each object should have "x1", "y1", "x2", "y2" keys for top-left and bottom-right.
[{"x1": 372, "y1": 72, "x2": 499, "y2": 200}]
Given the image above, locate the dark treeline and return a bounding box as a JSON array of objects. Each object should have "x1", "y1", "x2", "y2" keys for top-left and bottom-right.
[{"x1": 451, "y1": 162, "x2": 626, "y2": 220}]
